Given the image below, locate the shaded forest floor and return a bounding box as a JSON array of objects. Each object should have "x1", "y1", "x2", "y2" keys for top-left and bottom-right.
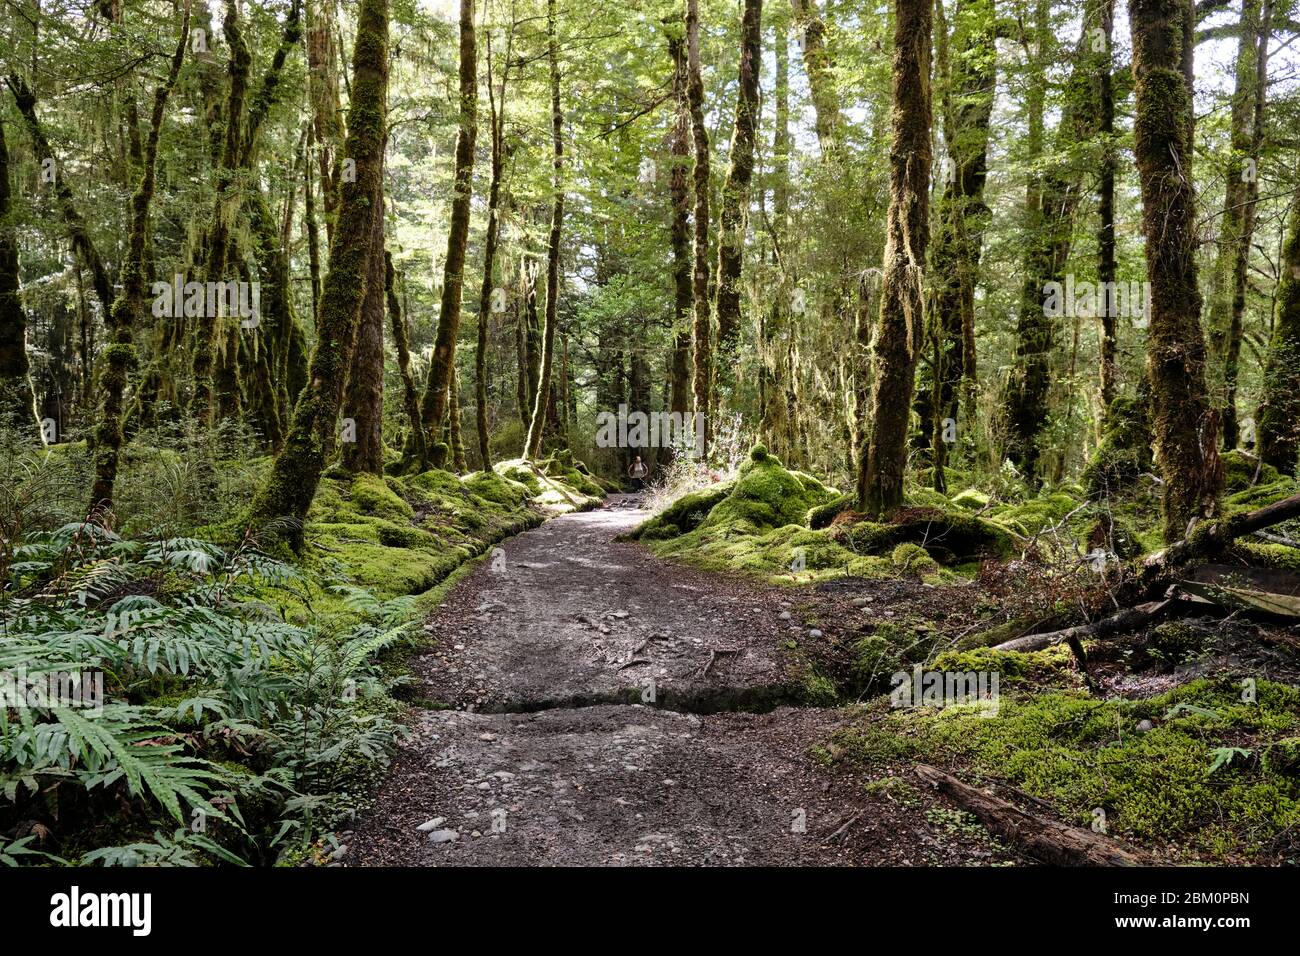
[
  {"x1": 352, "y1": 478, "x2": 1300, "y2": 867},
  {"x1": 350, "y1": 498, "x2": 1026, "y2": 866}
]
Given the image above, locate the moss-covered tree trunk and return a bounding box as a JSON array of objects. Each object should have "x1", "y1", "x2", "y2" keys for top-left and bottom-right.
[
  {"x1": 341, "y1": 163, "x2": 387, "y2": 474},
  {"x1": 524, "y1": 0, "x2": 565, "y2": 460},
  {"x1": 1002, "y1": 8, "x2": 1101, "y2": 480},
  {"x1": 249, "y1": 0, "x2": 389, "y2": 543},
  {"x1": 712, "y1": 0, "x2": 762, "y2": 396},
  {"x1": 387, "y1": 253, "x2": 425, "y2": 465},
  {"x1": 686, "y1": 0, "x2": 711, "y2": 455},
  {"x1": 1097, "y1": 0, "x2": 1118, "y2": 413},
  {"x1": 0, "y1": 116, "x2": 38, "y2": 439},
  {"x1": 857, "y1": 0, "x2": 931, "y2": 519},
  {"x1": 758, "y1": 14, "x2": 790, "y2": 447},
  {"x1": 306, "y1": 0, "x2": 344, "y2": 239},
  {"x1": 1256, "y1": 162, "x2": 1300, "y2": 475},
  {"x1": 475, "y1": 28, "x2": 511, "y2": 471},
  {"x1": 920, "y1": 0, "x2": 994, "y2": 492},
  {"x1": 420, "y1": 0, "x2": 477, "y2": 469},
  {"x1": 5, "y1": 75, "x2": 114, "y2": 318},
  {"x1": 1129, "y1": 0, "x2": 1223, "y2": 542},
  {"x1": 1208, "y1": 0, "x2": 1270, "y2": 449},
  {"x1": 667, "y1": 34, "x2": 693, "y2": 418},
  {"x1": 88, "y1": 3, "x2": 192, "y2": 514},
  {"x1": 191, "y1": 1, "x2": 251, "y2": 426},
  {"x1": 789, "y1": 0, "x2": 840, "y2": 153}
]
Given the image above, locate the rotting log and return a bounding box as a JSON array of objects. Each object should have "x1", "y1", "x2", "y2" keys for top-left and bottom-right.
[{"x1": 915, "y1": 764, "x2": 1149, "y2": 866}]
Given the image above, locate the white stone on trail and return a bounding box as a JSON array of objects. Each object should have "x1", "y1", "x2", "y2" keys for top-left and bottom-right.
[
  {"x1": 427, "y1": 829, "x2": 460, "y2": 844},
  {"x1": 779, "y1": 611, "x2": 792, "y2": 621},
  {"x1": 417, "y1": 817, "x2": 446, "y2": 832},
  {"x1": 809, "y1": 629, "x2": 824, "y2": 639}
]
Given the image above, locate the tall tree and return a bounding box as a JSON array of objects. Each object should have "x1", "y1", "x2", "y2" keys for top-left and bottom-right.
[
  {"x1": 88, "y1": 1, "x2": 192, "y2": 514},
  {"x1": 340, "y1": 158, "x2": 387, "y2": 473},
  {"x1": 685, "y1": 0, "x2": 711, "y2": 454},
  {"x1": 250, "y1": 0, "x2": 390, "y2": 543},
  {"x1": 475, "y1": 19, "x2": 514, "y2": 470},
  {"x1": 421, "y1": 0, "x2": 478, "y2": 468},
  {"x1": 0, "y1": 116, "x2": 38, "y2": 438},
  {"x1": 667, "y1": 32, "x2": 693, "y2": 418},
  {"x1": 858, "y1": 0, "x2": 932, "y2": 518},
  {"x1": 1128, "y1": 0, "x2": 1223, "y2": 542},
  {"x1": 788, "y1": 0, "x2": 841, "y2": 153},
  {"x1": 1097, "y1": 0, "x2": 1118, "y2": 412},
  {"x1": 1256, "y1": 157, "x2": 1300, "y2": 475},
  {"x1": 713, "y1": 0, "x2": 763, "y2": 395},
  {"x1": 919, "y1": 0, "x2": 995, "y2": 492},
  {"x1": 1208, "y1": 0, "x2": 1272, "y2": 448},
  {"x1": 524, "y1": 0, "x2": 565, "y2": 458}
]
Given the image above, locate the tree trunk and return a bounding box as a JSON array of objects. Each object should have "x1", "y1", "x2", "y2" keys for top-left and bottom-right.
[
  {"x1": 420, "y1": 0, "x2": 477, "y2": 469},
  {"x1": 667, "y1": 34, "x2": 693, "y2": 418},
  {"x1": 788, "y1": 0, "x2": 840, "y2": 153},
  {"x1": 857, "y1": 0, "x2": 931, "y2": 518},
  {"x1": 475, "y1": 28, "x2": 511, "y2": 471},
  {"x1": 922, "y1": 0, "x2": 994, "y2": 492},
  {"x1": 250, "y1": 0, "x2": 390, "y2": 545},
  {"x1": 341, "y1": 162, "x2": 387, "y2": 474},
  {"x1": 88, "y1": 2, "x2": 192, "y2": 514},
  {"x1": 759, "y1": 13, "x2": 791, "y2": 447},
  {"x1": 524, "y1": 0, "x2": 565, "y2": 460},
  {"x1": 1097, "y1": 0, "x2": 1118, "y2": 413},
  {"x1": 686, "y1": 0, "x2": 712, "y2": 455},
  {"x1": 1257, "y1": 158, "x2": 1300, "y2": 475},
  {"x1": 0, "y1": 116, "x2": 38, "y2": 439},
  {"x1": 712, "y1": 0, "x2": 762, "y2": 394},
  {"x1": 5, "y1": 75, "x2": 114, "y2": 317},
  {"x1": 387, "y1": 253, "x2": 425, "y2": 464},
  {"x1": 1002, "y1": 9, "x2": 1101, "y2": 480},
  {"x1": 1128, "y1": 0, "x2": 1223, "y2": 543},
  {"x1": 307, "y1": 0, "x2": 344, "y2": 238},
  {"x1": 1210, "y1": 0, "x2": 1271, "y2": 448}
]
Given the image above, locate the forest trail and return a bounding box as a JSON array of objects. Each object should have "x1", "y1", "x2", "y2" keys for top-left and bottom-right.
[{"x1": 351, "y1": 497, "x2": 1021, "y2": 866}]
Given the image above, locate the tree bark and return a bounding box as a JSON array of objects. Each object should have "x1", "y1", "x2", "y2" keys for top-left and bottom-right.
[
  {"x1": 1097, "y1": 0, "x2": 1118, "y2": 413},
  {"x1": 475, "y1": 27, "x2": 512, "y2": 471},
  {"x1": 524, "y1": 0, "x2": 565, "y2": 459},
  {"x1": 88, "y1": 2, "x2": 192, "y2": 514},
  {"x1": 387, "y1": 252, "x2": 426, "y2": 465},
  {"x1": 0, "y1": 116, "x2": 39, "y2": 439},
  {"x1": 858, "y1": 0, "x2": 931, "y2": 519},
  {"x1": 341, "y1": 159, "x2": 387, "y2": 474},
  {"x1": 788, "y1": 0, "x2": 840, "y2": 153},
  {"x1": 686, "y1": 0, "x2": 712, "y2": 455},
  {"x1": 250, "y1": 0, "x2": 389, "y2": 544},
  {"x1": 1129, "y1": 0, "x2": 1223, "y2": 543},
  {"x1": 712, "y1": 0, "x2": 762, "y2": 393},
  {"x1": 1257, "y1": 159, "x2": 1300, "y2": 475},
  {"x1": 1210, "y1": 0, "x2": 1271, "y2": 448},
  {"x1": 667, "y1": 34, "x2": 693, "y2": 418},
  {"x1": 921, "y1": 0, "x2": 995, "y2": 492},
  {"x1": 421, "y1": 0, "x2": 477, "y2": 469}
]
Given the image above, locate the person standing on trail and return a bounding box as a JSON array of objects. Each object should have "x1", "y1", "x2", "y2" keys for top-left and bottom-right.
[{"x1": 628, "y1": 455, "x2": 648, "y2": 492}]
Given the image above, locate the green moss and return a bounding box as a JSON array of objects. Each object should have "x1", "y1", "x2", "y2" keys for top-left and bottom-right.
[
  {"x1": 949, "y1": 487, "x2": 990, "y2": 510},
  {"x1": 892, "y1": 542, "x2": 939, "y2": 575},
  {"x1": 834, "y1": 677, "x2": 1300, "y2": 860},
  {"x1": 697, "y1": 454, "x2": 838, "y2": 534},
  {"x1": 1223, "y1": 477, "x2": 1298, "y2": 513},
  {"x1": 626, "y1": 480, "x2": 735, "y2": 541},
  {"x1": 1220, "y1": 450, "x2": 1281, "y2": 493},
  {"x1": 349, "y1": 473, "x2": 414, "y2": 520},
  {"x1": 807, "y1": 492, "x2": 854, "y2": 529}
]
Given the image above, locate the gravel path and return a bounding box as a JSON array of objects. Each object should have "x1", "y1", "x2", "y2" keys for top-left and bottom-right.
[{"x1": 350, "y1": 496, "x2": 1021, "y2": 866}]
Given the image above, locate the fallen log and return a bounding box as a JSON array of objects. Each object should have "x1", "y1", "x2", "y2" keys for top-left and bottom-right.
[
  {"x1": 1141, "y1": 492, "x2": 1300, "y2": 579},
  {"x1": 914, "y1": 764, "x2": 1149, "y2": 866},
  {"x1": 993, "y1": 599, "x2": 1174, "y2": 653}
]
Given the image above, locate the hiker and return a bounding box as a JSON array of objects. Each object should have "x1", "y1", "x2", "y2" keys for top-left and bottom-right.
[{"x1": 628, "y1": 455, "x2": 648, "y2": 492}]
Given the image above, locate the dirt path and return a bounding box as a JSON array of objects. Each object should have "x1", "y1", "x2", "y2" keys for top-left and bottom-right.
[{"x1": 351, "y1": 496, "x2": 1021, "y2": 866}]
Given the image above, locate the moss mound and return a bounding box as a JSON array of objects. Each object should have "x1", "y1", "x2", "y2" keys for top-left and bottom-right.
[
  {"x1": 834, "y1": 676, "x2": 1300, "y2": 861},
  {"x1": 626, "y1": 480, "x2": 735, "y2": 541},
  {"x1": 1221, "y1": 450, "x2": 1281, "y2": 493},
  {"x1": 695, "y1": 447, "x2": 839, "y2": 535}
]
